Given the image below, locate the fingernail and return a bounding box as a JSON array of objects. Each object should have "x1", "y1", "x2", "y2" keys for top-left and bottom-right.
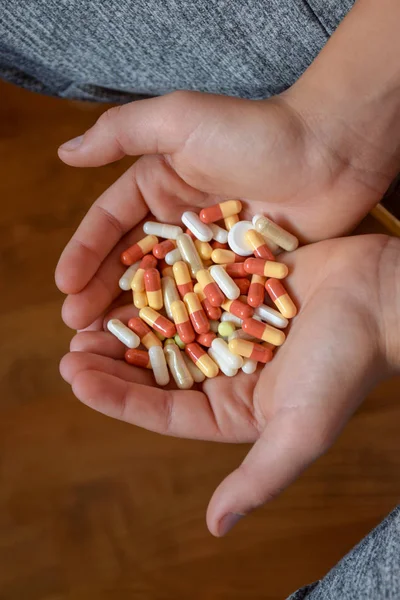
[
  {"x1": 218, "y1": 513, "x2": 244, "y2": 536},
  {"x1": 59, "y1": 135, "x2": 84, "y2": 151}
]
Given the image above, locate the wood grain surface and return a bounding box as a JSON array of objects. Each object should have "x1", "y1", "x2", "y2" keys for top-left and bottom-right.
[{"x1": 0, "y1": 80, "x2": 399, "y2": 600}]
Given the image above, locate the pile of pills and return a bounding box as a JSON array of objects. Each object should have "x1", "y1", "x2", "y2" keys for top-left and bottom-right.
[{"x1": 108, "y1": 201, "x2": 299, "y2": 389}]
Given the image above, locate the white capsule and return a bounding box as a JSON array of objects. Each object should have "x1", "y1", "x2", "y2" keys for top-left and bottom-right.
[
  {"x1": 164, "y1": 343, "x2": 194, "y2": 389},
  {"x1": 209, "y1": 223, "x2": 228, "y2": 244},
  {"x1": 107, "y1": 319, "x2": 140, "y2": 348},
  {"x1": 181, "y1": 211, "x2": 213, "y2": 242},
  {"x1": 252, "y1": 214, "x2": 298, "y2": 252},
  {"x1": 149, "y1": 346, "x2": 170, "y2": 386},
  {"x1": 208, "y1": 348, "x2": 238, "y2": 377},
  {"x1": 241, "y1": 358, "x2": 257, "y2": 374},
  {"x1": 165, "y1": 248, "x2": 182, "y2": 265},
  {"x1": 220, "y1": 311, "x2": 243, "y2": 327},
  {"x1": 209, "y1": 265, "x2": 240, "y2": 300},
  {"x1": 227, "y1": 220, "x2": 254, "y2": 256},
  {"x1": 211, "y1": 338, "x2": 243, "y2": 369},
  {"x1": 176, "y1": 233, "x2": 204, "y2": 277},
  {"x1": 254, "y1": 304, "x2": 289, "y2": 329},
  {"x1": 209, "y1": 320, "x2": 220, "y2": 333},
  {"x1": 161, "y1": 276, "x2": 180, "y2": 321},
  {"x1": 183, "y1": 353, "x2": 206, "y2": 383},
  {"x1": 143, "y1": 221, "x2": 183, "y2": 240},
  {"x1": 119, "y1": 262, "x2": 141, "y2": 291}
]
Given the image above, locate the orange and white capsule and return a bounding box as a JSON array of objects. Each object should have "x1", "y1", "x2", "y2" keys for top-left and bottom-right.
[
  {"x1": 265, "y1": 278, "x2": 297, "y2": 319},
  {"x1": 128, "y1": 317, "x2": 162, "y2": 349},
  {"x1": 228, "y1": 339, "x2": 273, "y2": 363},
  {"x1": 183, "y1": 292, "x2": 210, "y2": 334},
  {"x1": 224, "y1": 214, "x2": 240, "y2": 231},
  {"x1": 121, "y1": 235, "x2": 158, "y2": 266},
  {"x1": 224, "y1": 262, "x2": 247, "y2": 277},
  {"x1": 185, "y1": 343, "x2": 219, "y2": 378},
  {"x1": 139, "y1": 307, "x2": 176, "y2": 338},
  {"x1": 242, "y1": 317, "x2": 285, "y2": 346},
  {"x1": 133, "y1": 290, "x2": 148, "y2": 309},
  {"x1": 244, "y1": 257, "x2": 288, "y2": 279},
  {"x1": 196, "y1": 269, "x2": 225, "y2": 307},
  {"x1": 144, "y1": 268, "x2": 163, "y2": 310},
  {"x1": 193, "y1": 283, "x2": 222, "y2": 320},
  {"x1": 125, "y1": 348, "x2": 151, "y2": 369},
  {"x1": 173, "y1": 260, "x2": 194, "y2": 298},
  {"x1": 211, "y1": 249, "x2": 242, "y2": 264},
  {"x1": 199, "y1": 200, "x2": 242, "y2": 224},
  {"x1": 221, "y1": 298, "x2": 254, "y2": 319},
  {"x1": 195, "y1": 332, "x2": 217, "y2": 347},
  {"x1": 247, "y1": 274, "x2": 266, "y2": 308},
  {"x1": 233, "y1": 278, "x2": 250, "y2": 295},
  {"x1": 131, "y1": 254, "x2": 158, "y2": 292},
  {"x1": 194, "y1": 239, "x2": 213, "y2": 260},
  {"x1": 153, "y1": 239, "x2": 176, "y2": 259},
  {"x1": 171, "y1": 300, "x2": 196, "y2": 344},
  {"x1": 245, "y1": 230, "x2": 275, "y2": 261}
]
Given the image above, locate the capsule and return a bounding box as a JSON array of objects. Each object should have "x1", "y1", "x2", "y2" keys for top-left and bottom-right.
[
  {"x1": 196, "y1": 269, "x2": 225, "y2": 307},
  {"x1": 224, "y1": 214, "x2": 240, "y2": 231},
  {"x1": 211, "y1": 249, "x2": 242, "y2": 264},
  {"x1": 183, "y1": 292, "x2": 210, "y2": 334},
  {"x1": 131, "y1": 254, "x2": 158, "y2": 292},
  {"x1": 185, "y1": 343, "x2": 219, "y2": 378},
  {"x1": 209, "y1": 265, "x2": 240, "y2": 300},
  {"x1": 228, "y1": 339, "x2": 273, "y2": 363},
  {"x1": 211, "y1": 338, "x2": 243, "y2": 369},
  {"x1": 208, "y1": 347, "x2": 237, "y2": 377},
  {"x1": 217, "y1": 321, "x2": 236, "y2": 338},
  {"x1": 220, "y1": 311, "x2": 243, "y2": 327},
  {"x1": 242, "y1": 318, "x2": 286, "y2": 346},
  {"x1": 221, "y1": 298, "x2": 254, "y2": 319},
  {"x1": 119, "y1": 262, "x2": 140, "y2": 291},
  {"x1": 245, "y1": 230, "x2": 275, "y2": 261},
  {"x1": 171, "y1": 300, "x2": 195, "y2": 343},
  {"x1": 121, "y1": 235, "x2": 158, "y2": 266},
  {"x1": 196, "y1": 332, "x2": 217, "y2": 347},
  {"x1": 253, "y1": 214, "x2": 299, "y2": 252},
  {"x1": 125, "y1": 348, "x2": 151, "y2": 369},
  {"x1": 224, "y1": 262, "x2": 247, "y2": 278},
  {"x1": 133, "y1": 290, "x2": 148, "y2": 309},
  {"x1": 128, "y1": 317, "x2": 162, "y2": 349},
  {"x1": 149, "y1": 345, "x2": 170, "y2": 386},
  {"x1": 107, "y1": 319, "x2": 140, "y2": 349},
  {"x1": 193, "y1": 282, "x2": 222, "y2": 320},
  {"x1": 144, "y1": 268, "x2": 163, "y2": 310},
  {"x1": 153, "y1": 239, "x2": 176, "y2": 259},
  {"x1": 183, "y1": 352, "x2": 206, "y2": 382},
  {"x1": 253, "y1": 304, "x2": 289, "y2": 329},
  {"x1": 173, "y1": 260, "x2": 194, "y2": 298},
  {"x1": 182, "y1": 211, "x2": 213, "y2": 242},
  {"x1": 241, "y1": 358, "x2": 258, "y2": 374},
  {"x1": 233, "y1": 278, "x2": 250, "y2": 295},
  {"x1": 194, "y1": 239, "x2": 213, "y2": 260},
  {"x1": 139, "y1": 307, "x2": 176, "y2": 338},
  {"x1": 165, "y1": 247, "x2": 182, "y2": 265},
  {"x1": 161, "y1": 276, "x2": 180, "y2": 320},
  {"x1": 247, "y1": 274, "x2": 266, "y2": 308},
  {"x1": 164, "y1": 343, "x2": 194, "y2": 389},
  {"x1": 244, "y1": 257, "x2": 288, "y2": 279},
  {"x1": 265, "y1": 278, "x2": 297, "y2": 318},
  {"x1": 209, "y1": 223, "x2": 229, "y2": 244},
  {"x1": 143, "y1": 221, "x2": 183, "y2": 240},
  {"x1": 199, "y1": 200, "x2": 242, "y2": 224},
  {"x1": 176, "y1": 233, "x2": 203, "y2": 277}
]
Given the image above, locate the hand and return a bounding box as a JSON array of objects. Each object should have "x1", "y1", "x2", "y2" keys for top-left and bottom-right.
[{"x1": 59, "y1": 234, "x2": 400, "y2": 536}]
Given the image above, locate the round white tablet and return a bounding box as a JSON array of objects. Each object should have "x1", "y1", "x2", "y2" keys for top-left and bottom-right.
[{"x1": 227, "y1": 220, "x2": 254, "y2": 256}]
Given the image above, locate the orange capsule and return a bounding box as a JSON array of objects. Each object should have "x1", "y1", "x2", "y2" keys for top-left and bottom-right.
[
  {"x1": 211, "y1": 249, "x2": 242, "y2": 264},
  {"x1": 228, "y1": 339, "x2": 273, "y2": 363},
  {"x1": 224, "y1": 262, "x2": 247, "y2": 278},
  {"x1": 221, "y1": 298, "x2": 254, "y2": 319},
  {"x1": 196, "y1": 332, "x2": 217, "y2": 347},
  {"x1": 153, "y1": 239, "x2": 176, "y2": 259},
  {"x1": 193, "y1": 283, "x2": 222, "y2": 320},
  {"x1": 121, "y1": 235, "x2": 158, "y2": 266},
  {"x1": 233, "y1": 278, "x2": 250, "y2": 295},
  {"x1": 211, "y1": 240, "x2": 229, "y2": 250},
  {"x1": 185, "y1": 343, "x2": 219, "y2": 377},
  {"x1": 171, "y1": 300, "x2": 196, "y2": 343},
  {"x1": 247, "y1": 274, "x2": 266, "y2": 308},
  {"x1": 131, "y1": 254, "x2": 158, "y2": 292},
  {"x1": 244, "y1": 257, "x2": 288, "y2": 279},
  {"x1": 128, "y1": 317, "x2": 162, "y2": 349},
  {"x1": 265, "y1": 278, "x2": 297, "y2": 319},
  {"x1": 183, "y1": 292, "x2": 210, "y2": 334},
  {"x1": 139, "y1": 307, "x2": 176, "y2": 338},
  {"x1": 199, "y1": 200, "x2": 242, "y2": 224},
  {"x1": 242, "y1": 317, "x2": 285, "y2": 346},
  {"x1": 245, "y1": 230, "x2": 275, "y2": 261},
  {"x1": 144, "y1": 268, "x2": 163, "y2": 310},
  {"x1": 196, "y1": 269, "x2": 225, "y2": 307},
  {"x1": 173, "y1": 261, "x2": 194, "y2": 298},
  {"x1": 125, "y1": 348, "x2": 151, "y2": 369}
]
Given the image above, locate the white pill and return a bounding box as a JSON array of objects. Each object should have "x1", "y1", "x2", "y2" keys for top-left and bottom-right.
[
  {"x1": 209, "y1": 223, "x2": 228, "y2": 244},
  {"x1": 183, "y1": 353, "x2": 206, "y2": 383},
  {"x1": 119, "y1": 262, "x2": 140, "y2": 291},
  {"x1": 220, "y1": 311, "x2": 243, "y2": 327},
  {"x1": 165, "y1": 248, "x2": 182, "y2": 265},
  {"x1": 252, "y1": 214, "x2": 298, "y2": 252},
  {"x1": 181, "y1": 211, "x2": 213, "y2": 242},
  {"x1": 107, "y1": 319, "x2": 140, "y2": 348},
  {"x1": 209, "y1": 320, "x2": 220, "y2": 333},
  {"x1": 241, "y1": 358, "x2": 257, "y2": 374},
  {"x1": 143, "y1": 221, "x2": 183, "y2": 240},
  {"x1": 254, "y1": 304, "x2": 289, "y2": 329},
  {"x1": 227, "y1": 220, "x2": 254, "y2": 256},
  {"x1": 208, "y1": 348, "x2": 238, "y2": 377},
  {"x1": 161, "y1": 276, "x2": 180, "y2": 320},
  {"x1": 149, "y1": 346, "x2": 170, "y2": 386},
  {"x1": 164, "y1": 344, "x2": 194, "y2": 389},
  {"x1": 209, "y1": 265, "x2": 240, "y2": 300},
  {"x1": 211, "y1": 338, "x2": 243, "y2": 369}
]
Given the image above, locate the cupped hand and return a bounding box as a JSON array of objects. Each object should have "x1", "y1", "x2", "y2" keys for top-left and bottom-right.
[{"x1": 59, "y1": 234, "x2": 400, "y2": 536}]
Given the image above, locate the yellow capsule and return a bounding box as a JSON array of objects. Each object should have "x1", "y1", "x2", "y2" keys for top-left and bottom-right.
[
  {"x1": 194, "y1": 239, "x2": 213, "y2": 260},
  {"x1": 224, "y1": 214, "x2": 240, "y2": 231},
  {"x1": 211, "y1": 249, "x2": 240, "y2": 264},
  {"x1": 185, "y1": 343, "x2": 219, "y2": 378},
  {"x1": 133, "y1": 290, "x2": 148, "y2": 309}
]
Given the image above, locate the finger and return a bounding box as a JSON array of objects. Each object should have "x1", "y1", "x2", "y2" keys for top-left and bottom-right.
[
  {"x1": 60, "y1": 352, "x2": 153, "y2": 387},
  {"x1": 70, "y1": 332, "x2": 127, "y2": 359}
]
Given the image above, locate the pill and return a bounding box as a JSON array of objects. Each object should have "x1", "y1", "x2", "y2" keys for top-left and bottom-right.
[
  {"x1": 228, "y1": 339, "x2": 273, "y2": 363},
  {"x1": 209, "y1": 320, "x2": 220, "y2": 332},
  {"x1": 220, "y1": 311, "x2": 243, "y2": 327},
  {"x1": 182, "y1": 211, "x2": 213, "y2": 242},
  {"x1": 247, "y1": 274, "x2": 266, "y2": 308},
  {"x1": 228, "y1": 328, "x2": 257, "y2": 342},
  {"x1": 131, "y1": 254, "x2": 158, "y2": 292},
  {"x1": 139, "y1": 307, "x2": 176, "y2": 338},
  {"x1": 153, "y1": 239, "x2": 176, "y2": 259},
  {"x1": 253, "y1": 214, "x2": 299, "y2": 252},
  {"x1": 193, "y1": 282, "x2": 222, "y2": 320},
  {"x1": 227, "y1": 220, "x2": 254, "y2": 256},
  {"x1": 171, "y1": 300, "x2": 196, "y2": 344},
  {"x1": 196, "y1": 332, "x2": 217, "y2": 347},
  {"x1": 217, "y1": 321, "x2": 236, "y2": 338},
  {"x1": 196, "y1": 269, "x2": 225, "y2": 307},
  {"x1": 208, "y1": 347, "x2": 238, "y2": 377},
  {"x1": 224, "y1": 262, "x2": 247, "y2": 278},
  {"x1": 241, "y1": 358, "x2": 258, "y2": 374},
  {"x1": 253, "y1": 304, "x2": 289, "y2": 329},
  {"x1": 210, "y1": 265, "x2": 240, "y2": 300},
  {"x1": 107, "y1": 319, "x2": 140, "y2": 349},
  {"x1": 125, "y1": 348, "x2": 151, "y2": 369},
  {"x1": 209, "y1": 223, "x2": 229, "y2": 244},
  {"x1": 194, "y1": 239, "x2": 213, "y2": 260},
  {"x1": 149, "y1": 345, "x2": 170, "y2": 386},
  {"x1": 172, "y1": 260, "x2": 194, "y2": 298},
  {"x1": 199, "y1": 200, "x2": 242, "y2": 224},
  {"x1": 242, "y1": 318, "x2": 286, "y2": 346},
  {"x1": 211, "y1": 338, "x2": 243, "y2": 369},
  {"x1": 244, "y1": 257, "x2": 288, "y2": 279},
  {"x1": 245, "y1": 230, "x2": 275, "y2": 261},
  {"x1": 165, "y1": 247, "x2": 182, "y2": 265},
  {"x1": 161, "y1": 276, "x2": 180, "y2": 320},
  {"x1": 183, "y1": 292, "x2": 210, "y2": 334},
  {"x1": 211, "y1": 241, "x2": 229, "y2": 250},
  {"x1": 185, "y1": 343, "x2": 219, "y2": 378},
  {"x1": 183, "y1": 352, "x2": 206, "y2": 383},
  {"x1": 133, "y1": 290, "x2": 148, "y2": 309},
  {"x1": 211, "y1": 249, "x2": 242, "y2": 264},
  {"x1": 144, "y1": 268, "x2": 163, "y2": 310},
  {"x1": 128, "y1": 317, "x2": 162, "y2": 349},
  {"x1": 224, "y1": 214, "x2": 240, "y2": 231},
  {"x1": 221, "y1": 298, "x2": 253, "y2": 319},
  {"x1": 143, "y1": 221, "x2": 183, "y2": 240},
  {"x1": 176, "y1": 233, "x2": 204, "y2": 277},
  {"x1": 265, "y1": 278, "x2": 297, "y2": 318},
  {"x1": 121, "y1": 235, "x2": 158, "y2": 266},
  {"x1": 174, "y1": 334, "x2": 186, "y2": 349},
  {"x1": 119, "y1": 261, "x2": 141, "y2": 291},
  {"x1": 164, "y1": 343, "x2": 194, "y2": 389},
  {"x1": 233, "y1": 278, "x2": 250, "y2": 295}
]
